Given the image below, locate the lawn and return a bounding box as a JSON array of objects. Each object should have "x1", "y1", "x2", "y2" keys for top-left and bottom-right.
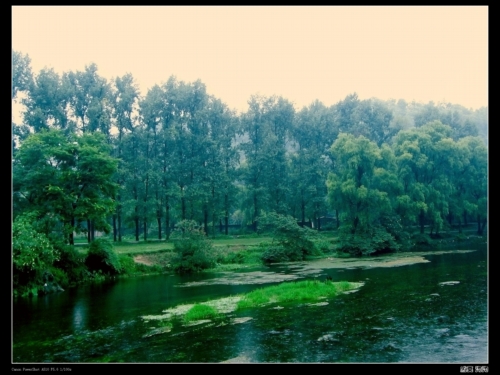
[{"x1": 74, "y1": 236, "x2": 274, "y2": 256}]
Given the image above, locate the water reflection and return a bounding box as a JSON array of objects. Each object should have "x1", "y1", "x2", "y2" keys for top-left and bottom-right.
[{"x1": 72, "y1": 300, "x2": 87, "y2": 332}]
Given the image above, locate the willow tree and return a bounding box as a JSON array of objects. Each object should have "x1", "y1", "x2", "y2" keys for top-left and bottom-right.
[{"x1": 327, "y1": 133, "x2": 401, "y2": 255}]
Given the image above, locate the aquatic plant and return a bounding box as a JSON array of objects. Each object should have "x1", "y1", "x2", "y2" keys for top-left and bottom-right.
[
  {"x1": 237, "y1": 280, "x2": 361, "y2": 309},
  {"x1": 183, "y1": 304, "x2": 220, "y2": 323}
]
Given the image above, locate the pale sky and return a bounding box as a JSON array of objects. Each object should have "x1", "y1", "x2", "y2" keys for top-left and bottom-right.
[{"x1": 12, "y1": 6, "x2": 488, "y2": 114}]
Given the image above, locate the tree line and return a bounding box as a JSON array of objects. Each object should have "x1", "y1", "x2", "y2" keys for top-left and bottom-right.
[{"x1": 12, "y1": 50, "x2": 488, "y2": 254}]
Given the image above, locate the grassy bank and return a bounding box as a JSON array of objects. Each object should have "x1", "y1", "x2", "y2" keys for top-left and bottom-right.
[{"x1": 74, "y1": 228, "x2": 485, "y2": 277}]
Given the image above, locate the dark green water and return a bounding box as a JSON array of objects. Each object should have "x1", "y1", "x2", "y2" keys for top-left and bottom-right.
[{"x1": 12, "y1": 245, "x2": 488, "y2": 363}]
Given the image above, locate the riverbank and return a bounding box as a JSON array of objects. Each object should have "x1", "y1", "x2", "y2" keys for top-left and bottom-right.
[
  {"x1": 122, "y1": 230, "x2": 486, "y2": 275},
  {"x1": 15, "y1": 229, "x2": 485, "y2": 298}
]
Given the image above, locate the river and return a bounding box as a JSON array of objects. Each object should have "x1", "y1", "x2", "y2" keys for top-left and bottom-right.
[{"x1": 12, "y1": 244, "x2": 488, "y2": 363}]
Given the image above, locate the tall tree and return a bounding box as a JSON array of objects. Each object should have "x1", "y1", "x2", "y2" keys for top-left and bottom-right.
[
  {"x1": 111, "y1": 73, "x2": 139, "y2": 241},
  {"x1": 13, "y1": 129, "x2": 118, "y2": 245},
  {"x1": 22, "y1": 68, "x2": 70, "y2": 133},
  {"x1": 12, "y1": 50, "x2": 33, "y2": 100},
  {"x1": 327, "y1": 133, "x2": 401, "y2": 255},
  {"x1": 64, "y1": 63, "x2": 112, "y2": 135},
  {"x1": 291, "y1": 100, "x2": 334, "y2": 229}
]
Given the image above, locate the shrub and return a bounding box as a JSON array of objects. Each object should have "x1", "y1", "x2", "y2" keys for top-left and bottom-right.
[
  {"x1": 85, "y1": 238, "x2": 122, "y2": 275},
  {"x1": 412, "y1": 233, "x2": 432, "y2": 246},
  {"x1": 53, "y1": 243, "x2": 90, "y2": 285},
  {"x1": 220, "y1": 251, "x2": 246, "y2": 264},
  {"x1": 13, "y1": 213, "x2": 60, "y2": 292},
  {"x1": 171, "y1": 220, "x2": 216, "y2": 273},
  {"x1": 258, "y1": 212, "x2": 325, "y2": 263},
  {"x1": 337, "y1": 225, "x2": 400, "y2": 256},
  {"x1": 261, "y1": 244, "x2": 290, "y2": 264}
]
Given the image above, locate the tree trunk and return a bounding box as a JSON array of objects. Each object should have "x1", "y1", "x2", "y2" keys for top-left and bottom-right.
[
  {"x1": 419, "y1": 208, "x2": 425, "y2": 234},
  {"x1": 336, "y1": 209, "x2": 339, "y2": 229},
  {"x1": 181, "y1": 194, "x2": 186, "y2": 221},
  {"x1": 118, "y1": 208, "x2": 122, "y2": 242},
  {"x1": 143, "y1": 218, "x2": 148, "y2": 241},
  {"x1": 301, "y1": 200, "x2": 305, "y2": 227},
  {"x1": 165, "y1": 198, "x2": 170, "y2": 240},
  {"x1": 204, "y1": 207, "x2": 208, "y2": 235},
  {"x1": 113, "y1": 214, "x2": 117, "y2": 242},
  {"x1": 90, "y1": 220, "x2": 95, "y2": 242},
  {"x1": 224, "y1": 194, "x2": 229, "y2": 235},
  {"x1": 69, "y1": 217, "x2": 75, "y2": 245},
  {"x1": 135, "y1": 215, "x2": 139, "y2": 242},
  {"x1": 477, "y1": 215, "x2": 486, "y2": 236},
  {"x1": 463, "y1": 210, "x2": 468, "y2": 226},
  {"x1": 87, "y1": 219, "x2": 91, "y2": 243},
  {"x1": 352, "y1": 216, "x2": 359, "y2": 235},
  {"x1": 212, "y1": 214, "x2": 216, "y2": 239},
  {"x1": 157, "y1": 215, "x2": 162, "y2": 240},
  {"x1": 253, "y1": 193, "x2": 258, "y2": 232}
]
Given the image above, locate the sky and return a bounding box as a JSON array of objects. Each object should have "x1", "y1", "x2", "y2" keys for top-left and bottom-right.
[{"x1": 12, "y1": 6, "x2": 488, "y2": 115}]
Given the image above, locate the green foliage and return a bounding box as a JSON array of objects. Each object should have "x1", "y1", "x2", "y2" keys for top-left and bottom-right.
[
  {"x1": 13, "y1": 129, "x2": 118, "y2": 244},
  {"x1": 47, "y1": 267, "x2": 70, "y2": 289},
  {"x1": 183, "y1": 304, "x2": 220, "y2": 323},
  {"x1": 259, "y1": 212, "x2": 325, "y2": 264},
  {"x1": 53, "y1": 243, "x2": 89, "y2": 285},
  {"x1": 171, "y1": 220, "x2": 216, "y2": 273},
  {"x1": 261, "y1": 244, "x2": 291, "y2": 264},
  {"x1": 116, "y1": 254, "x2": 136, "y2": 274},
  {"x1": 337, "y1": 225, "x2": 401, "y2": 256},
  {"x1": 12, "y1": 50, "x2": 33, "y2": 99},
  {"x1": 237, "y1": 280, "x2": 359, "y2": 309},
  {"x1": 412, "y1": 233, "x2": 432, "y2": 246},
  {"x1": 219, "y1": 251, "x2": 247, "y2": 264},
  {"x1": 12, "y1": 213, "x2": 59, "y2": 273},
  {"x1": 13, "y1": 213, "x2": 60, "y2": 292},
  {"x1": 85, "y1": 238, "x2": 122, "y2": 275}
]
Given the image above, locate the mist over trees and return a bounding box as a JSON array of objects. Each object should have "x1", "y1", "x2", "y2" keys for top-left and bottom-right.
[{"x1": 12, "y1": 51, "x2": 488, "y2": 255}]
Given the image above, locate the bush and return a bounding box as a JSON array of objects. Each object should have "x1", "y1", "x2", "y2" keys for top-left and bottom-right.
[
  {"x1": 220, "y1": 251, "x2": 246, "y2": 264},
  {"x1": 171, "y1": 220, "x2": 216, "y2": 273},
  {"x1": 47, "y1": 267, "x2": 70, "y2": 289},
  {"x1": 53, "y1": 243, "x2": 90, "y2": 285},
  {"x1": 337, "y1": 225, "x2": 400, "y2": 256},
  {"x1": 13, "y1": 213, "x2": 60, "y2": 293},
  {"x1": 13, "y1": 213, "x2": 59, "y2": 274},
  {"x1": 85, "y1": 238, "x2": 122, "y2": 275},
  {"x1": 258, "y1": 212, "x2": 325, "y2": 263},
  {"x1": 261, "y1": 244, "x2": 290, "y2": 264},
  {"x1": 412, "y1": 233, "x2": 432, "y2": 246}
]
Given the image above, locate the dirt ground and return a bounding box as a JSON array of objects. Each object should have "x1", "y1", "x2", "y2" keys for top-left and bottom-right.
[{"x1": 133, "y1": 252, "x2": 175, "y2": 268}]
